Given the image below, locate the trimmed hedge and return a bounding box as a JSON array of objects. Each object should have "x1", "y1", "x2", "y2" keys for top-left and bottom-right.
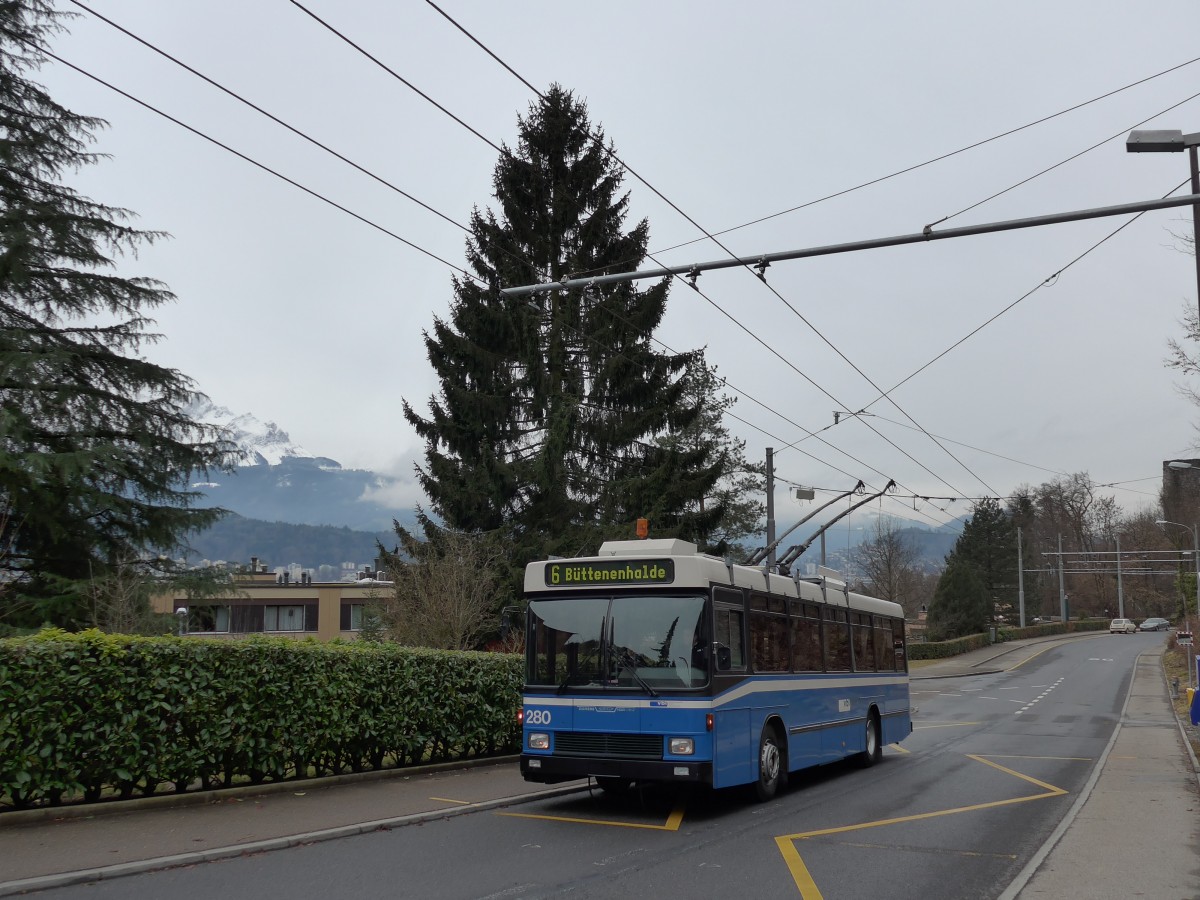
[
  {"x1": 909, "y1": 618, "x2": 1111, "y2": 660},
  {"x1": 997, "y1": 619, "x2": 1109, "y2": 642},
  {"x1": 0, "y1": 630, "x2": 522, "y2": 810},
  {"x1": 908, "y1": 632, "x2": 992, "y2": 660}
]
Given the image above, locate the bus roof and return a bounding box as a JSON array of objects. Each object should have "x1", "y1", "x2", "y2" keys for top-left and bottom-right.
[{"x1": 524, "y1": 541, "x2": 903, "y2": 619}]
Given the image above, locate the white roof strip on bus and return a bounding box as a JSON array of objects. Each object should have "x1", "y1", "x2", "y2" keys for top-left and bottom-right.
[{"x1": 524, "y1": 551, "x2": 902, "y2": 619}]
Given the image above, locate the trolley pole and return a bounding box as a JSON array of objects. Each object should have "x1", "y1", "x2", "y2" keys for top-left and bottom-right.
[{"x1": 765, "y1": 448, "x2": 775, "y2": 569}]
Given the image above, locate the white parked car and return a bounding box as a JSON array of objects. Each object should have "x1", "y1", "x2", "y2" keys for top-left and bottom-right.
[{"x1": 1109, "y1": 618, "x2": 1137, "y2": 634}]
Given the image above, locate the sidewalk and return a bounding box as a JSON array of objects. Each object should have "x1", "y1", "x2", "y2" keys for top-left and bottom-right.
[
  {"x1": 1007, "y1": 646, "x2": 1200, "y2": 899},
  {"x1": 1, "y1": 635, "x2": 1196, "y2": 897}
]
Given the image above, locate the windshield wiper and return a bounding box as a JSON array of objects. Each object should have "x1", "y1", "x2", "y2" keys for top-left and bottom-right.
[{"x1": 614, "y1": 649, "x2": 658, "y2": 697}]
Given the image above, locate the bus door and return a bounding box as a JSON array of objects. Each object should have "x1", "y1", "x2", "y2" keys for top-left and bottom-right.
[{"x1": 710, "y1": 588, "x2": 752, "y2": 788}]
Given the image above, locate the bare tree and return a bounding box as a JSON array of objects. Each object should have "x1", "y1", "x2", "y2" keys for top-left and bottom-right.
[
  {"x1": 379, "y1": 525, "x2": 504, "y2": 650},
  {"x1": 89, "y1": 559, "x2": 245, "y2": 636},
  {"x1": 1165, "y1": 297, "x2": 1200, "y2": 448},
  {"x1": 855, "y1": 518, "x2": 920, "y2": 616}
]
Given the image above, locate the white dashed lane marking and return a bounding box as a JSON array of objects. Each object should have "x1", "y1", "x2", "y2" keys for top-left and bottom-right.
[{"x1": 1015, "y1": 676, "x2": 1065, "y2": 715}]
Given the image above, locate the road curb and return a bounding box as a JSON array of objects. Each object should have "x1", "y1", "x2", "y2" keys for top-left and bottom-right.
[
  {"x1": 911, "y1": 667, "x2": 1003, "y2": 680},
  {"x1": 0, "y1": 780, "x2": 589, "y2": 897}
]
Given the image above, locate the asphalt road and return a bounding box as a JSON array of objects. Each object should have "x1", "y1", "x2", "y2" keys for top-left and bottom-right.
[{"x1": 27, "y1": 632, "x2": 1151, "y2": 900}]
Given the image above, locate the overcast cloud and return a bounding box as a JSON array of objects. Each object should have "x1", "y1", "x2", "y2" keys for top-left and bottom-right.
[{"x1": 32, "y1": 0, "x2": 1200, "y2": 529}]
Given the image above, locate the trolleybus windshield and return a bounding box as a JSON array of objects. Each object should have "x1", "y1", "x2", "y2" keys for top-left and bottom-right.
[{"x1": 528, "y1": 594, "x2": 708, "y2": 691}]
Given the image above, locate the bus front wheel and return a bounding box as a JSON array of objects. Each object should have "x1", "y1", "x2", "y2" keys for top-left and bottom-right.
[
  {"x1": 858, "y1": 711, "x2": 882, "y2": 768},
  {"x1": 753, "y1": 725, "x2": 785, "y2": 802}
]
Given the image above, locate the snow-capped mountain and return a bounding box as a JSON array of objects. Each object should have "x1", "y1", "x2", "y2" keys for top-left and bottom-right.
[
  {"x1": 181, "y1": 399, "x2": 416, "y2": 532},
  {"x1": 187, "y1": 398, "x2": 317, "y2": 467}
]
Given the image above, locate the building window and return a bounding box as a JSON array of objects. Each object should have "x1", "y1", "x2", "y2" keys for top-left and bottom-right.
[
  {"x1": 264, "y1": 605, "x2": 305, "y2": 632},
  {"x1": 188, "y1": 605, "x2": 229, "y2": 633},
  {"x1": 341, "y1": 603, "x2": 364, "y2": 631}
]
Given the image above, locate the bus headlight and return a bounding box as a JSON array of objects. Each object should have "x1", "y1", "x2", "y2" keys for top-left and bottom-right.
[
  {"x1": 528, "y1": 732, "x2": 550, "y2": 750},
  {"x1": 668, "y1": 737, "x2": 695, "y2": 755}
]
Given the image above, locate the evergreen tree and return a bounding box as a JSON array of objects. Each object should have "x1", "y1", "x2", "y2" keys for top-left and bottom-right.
[
  {"x1": 655, "y1": 362, "x2": 764, "y2": 559},
  {"x1": 949, "y1": 498, "x2": 1019, "y2": 616},
  {"x1": 926, "y1": 556, "x2": 989, "y2": 640},
  {"x1": 0, "y1": 1, "x2": 229, "y2": 627},
  {"x1": 403, "y1": 85, "x2": 725, "y2": 566}
]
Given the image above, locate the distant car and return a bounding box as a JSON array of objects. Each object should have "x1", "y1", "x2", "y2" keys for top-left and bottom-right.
[
  {"x1": 1110, "y1": 618, "x2": 1137, "y2": 634},
  {"x1": 1139, "y1": 617, "x2": 1170, "y2": 632}
]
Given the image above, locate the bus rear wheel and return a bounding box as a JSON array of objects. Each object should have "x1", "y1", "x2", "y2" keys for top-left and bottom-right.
[
  {"x1": 753, "y1": 725, "x2": 785, "y2": 802},
  {"x1": 857, "y1": 711, "x2": 882, "y2": 768}
]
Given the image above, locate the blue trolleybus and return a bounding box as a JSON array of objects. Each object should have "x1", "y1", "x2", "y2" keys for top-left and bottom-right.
[{"x1": 519, "y1": 538, "x2": 911, "y2": 799}]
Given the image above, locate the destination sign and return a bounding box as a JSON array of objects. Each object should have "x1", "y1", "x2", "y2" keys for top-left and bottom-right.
[{"x1": 545, "y1": 559, "x2": 675, "y2": 587}]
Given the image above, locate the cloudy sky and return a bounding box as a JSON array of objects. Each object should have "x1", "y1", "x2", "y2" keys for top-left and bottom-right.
[{"x1": 32, "y1": 0, "x2": 1200, "y2": 530}]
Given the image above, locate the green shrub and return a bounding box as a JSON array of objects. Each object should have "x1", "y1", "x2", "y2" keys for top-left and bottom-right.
[
  {"x1": 0, "y1": 631, "x2": 521, "y2": 810},
  {"x1": 908, "y1": 632, "x2": 991, "y2": 660}
]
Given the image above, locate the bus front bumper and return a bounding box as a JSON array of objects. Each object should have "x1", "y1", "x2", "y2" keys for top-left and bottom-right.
[{"x1": 520, "y1": 754, "x2": 712, "y2": 785}]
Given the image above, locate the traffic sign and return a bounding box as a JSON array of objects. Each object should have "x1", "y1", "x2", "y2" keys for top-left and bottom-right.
[{"x1": 1179, "y1": 632, "x2": 1193, "y2": 646}]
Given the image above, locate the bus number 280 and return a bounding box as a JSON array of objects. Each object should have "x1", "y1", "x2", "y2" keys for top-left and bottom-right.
[{"x1": 525, "y1": 709, "x2": 552, "y2": 726}]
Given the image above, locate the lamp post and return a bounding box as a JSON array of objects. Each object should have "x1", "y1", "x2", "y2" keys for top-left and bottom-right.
[
  {"x1": 1155, "y1": 518, "x2": 1197, "y2": 688},
  {"x1": 1126, "y1": 129, "x2": 1200, "y2": 324}
]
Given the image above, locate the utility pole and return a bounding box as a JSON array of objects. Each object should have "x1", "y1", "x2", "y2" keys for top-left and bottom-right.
[
  {"x1": 1057, "y1": 534, "x2": 1067, "y2": 621},
  {"x1": 1116, "y1": 535, "x2": 1125, "y2": 619},
  {"x1": 1017, "y1": 526, "x2": 1025, "y2": 628}
]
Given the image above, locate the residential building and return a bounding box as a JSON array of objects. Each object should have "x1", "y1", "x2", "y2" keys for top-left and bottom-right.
[{"x1": 151, "y1": 557, "x2": 390, "y2": 641}]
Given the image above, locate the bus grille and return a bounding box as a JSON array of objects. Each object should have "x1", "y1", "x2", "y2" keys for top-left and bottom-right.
[{"x1": 554, "y1": 732, "x2": 663, "y2": 759}]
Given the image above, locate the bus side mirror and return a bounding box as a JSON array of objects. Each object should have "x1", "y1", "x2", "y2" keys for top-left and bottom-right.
[{"x1": 715, "y1": 644, "x2": 732, "y2": 671}]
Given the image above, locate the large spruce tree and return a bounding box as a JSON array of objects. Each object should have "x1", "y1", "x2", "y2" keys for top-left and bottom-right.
[
  {"x1": 0, "y1": 1, "x2": 228, "y2": 627},
  {"x1": 949, "y1": 498, "x2": 1019, "y2": 613},
  {"x1": 927, "y1": 498, "x2": 1018, "y2": 638},
  {"x1": 404, "y1": 86, "x2": 725, "y2": 565}
]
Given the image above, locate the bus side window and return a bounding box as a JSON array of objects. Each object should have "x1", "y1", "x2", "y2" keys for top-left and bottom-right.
[
  {"x1": 714, "y1": 605, "x2": 745, "y2": 671},
  {"x1": 822, "y1": 607, "x2": 851, "y2": 672},
  {"x1": 873, "y1": 616, "x2": 896, "y2": 672}
]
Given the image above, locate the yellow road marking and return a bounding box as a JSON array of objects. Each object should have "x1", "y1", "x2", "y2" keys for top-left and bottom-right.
[
  {"x1": 888, "y1": 743, "x2": 911, "y2": 754},
  {"x1": 1006, "y1": 644, "x2": 1055, "y2": 670},
  {"x1": 968, "y1": 753, "x2": 1067, "y2": 795},
  {"x1": 776, "y1": 754, "x2": 1068, "y2": 898},
  {"x1": 777, "y1": 836, "x2": 824, "y2": 899},
  {"x1": 429, "y1": 796, "x2": 471, "y2": 805},
  {"x1": 1007, "y1": 632, "x2": 1106, "y2": 670},
  {"x1": 498, "y1": 803, "x2": 686, "y2": 832},
  {"x1": 983, "y1": 755, "x2": 1091, "y2": 761}
]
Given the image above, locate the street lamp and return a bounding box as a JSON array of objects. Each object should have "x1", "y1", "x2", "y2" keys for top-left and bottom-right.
[
  {"x1": 1155, "y1": 518, "x2": 1197, "y2": 688},
  {"x1": 1126, "y1": 129, "x2": 1200, "y2": 324}
]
